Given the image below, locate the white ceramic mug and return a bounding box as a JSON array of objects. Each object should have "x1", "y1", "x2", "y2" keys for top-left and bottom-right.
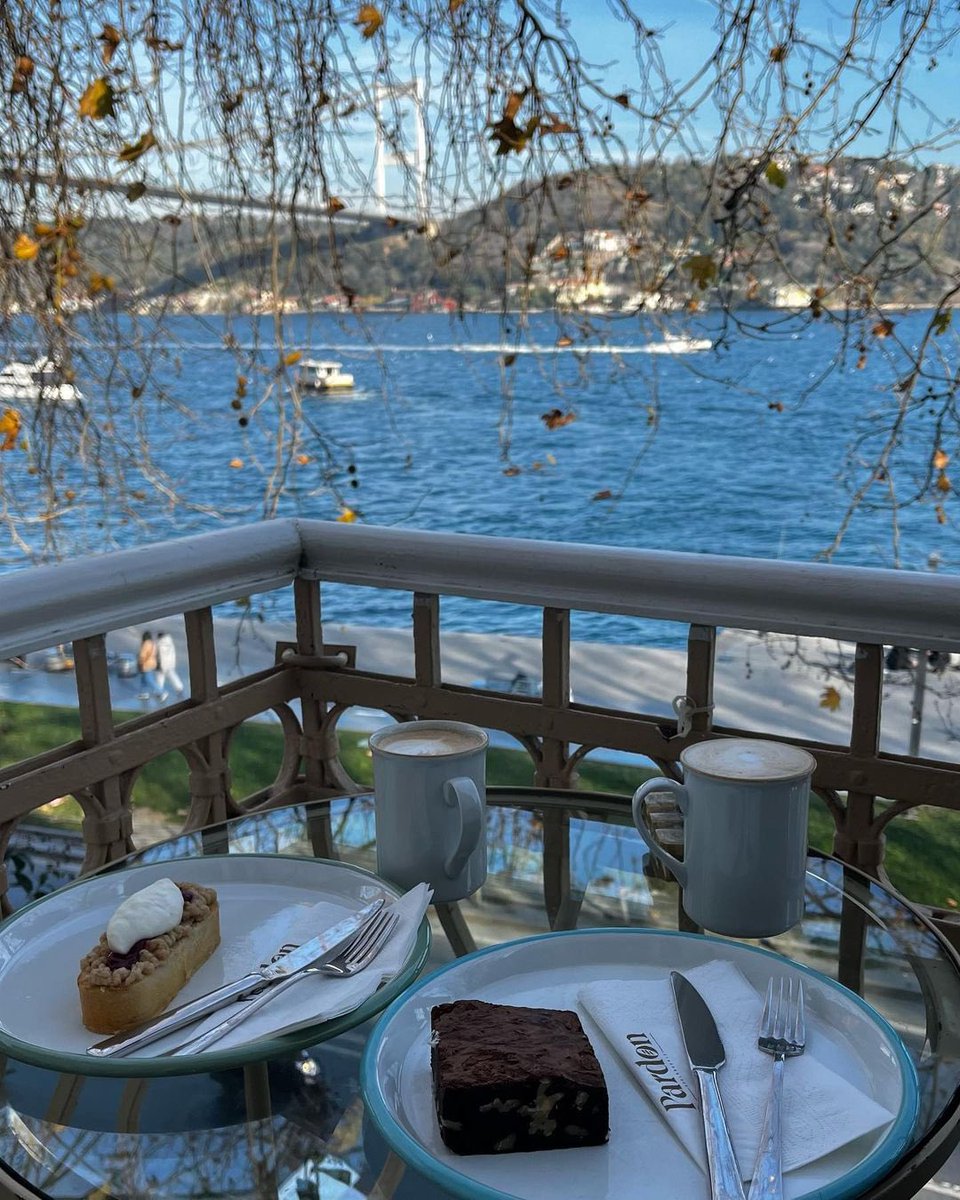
[
  {"x1": 632, "y1": 738, "x2": 816, "y2": 937},
  {"x1": 370, "y1": 720, "x2": 488, "y2": 902}
]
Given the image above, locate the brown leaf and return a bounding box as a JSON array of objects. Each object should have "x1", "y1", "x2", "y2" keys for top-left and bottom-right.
[
  {"x1": 450, "y1": 0, "x2": 466, "y2": 10},
  {"x1": 937, "y1": 472, "x2": 951, "y2": 494},
  {"x1": 556, "y1": 334, "x2": 573, "y2": 348},
  {"x1": 502, "y1": 353, "x2": 517, "y2": 367},
  {"x1": 541, "y1": 117, "x2": 575, "y2": 135},
  {"x1": 384, "y1": 215, "x2": 400, "y2": 228},
  {"x1": 145, "y1": 34, "x2": 184, "y2": 52},
  {"x1": 161, "y1": 214, "x2": 182, "y2": 226},
  {"x1": 79, "y1": 77, "x2": 115, "y2": 119},
  {"x1": 872, "y1": 318, "x2": 895, "y2": 338},
  {"x1": 556, "y1": 174, "x2": 575, "y2": 190},
  {"x1": 221, "y1": 92, "x2": 244, "y2": 115},
  {"x1": 356, "y1": 4, "x2": 383, "y2": 37},
  {"x1": 11, "y1": 55, "x2": 34, "y2": 94},
  {"x1": 936, "y1": 503, "x2": 948, "y2": 525},
  {"x1": 933, "y1": 309, "x2": 952, "y2": 336},
  {"x1": 613, "y1": 93, "x2": 630, "y2": 108},
  {"x1": 819, "y1": 686, "x2": 842, "y2": 712},
  {"x1": 769, "y1": 44, "x2": 789, "y2": 63},
  {"x1": 326, "y1": 196, "x2": 347, "y2": 215},
  {"x1": 934, "y1": 448, "x2": 950, "y2": 470},
  {"x1": 550, "y1": 243, "x2": 570, "y2": 262},
  {"x1": 131, "y1": 384, "x2": 144, "y2": 399},
  {"x1": 768, "y1": 401, "x2": 784, "y2": 412},
  {"x1": 682, "y1": 254, "x2": 717, "y2": 289},
  {"x1": 592, "y1": 489, "x2": 613, "y2": 501},
  {"x1": 502, "y1": 465, "x2": 522, "y2": 477},
  {"x1": 118, "y1": 130, "x2": 157, "y2": 163},
  {"x1": 504, "y1": 91, "x2": 526, "y2": 121},
  {"x1": 626, "y1": 188, "x2": 650, "y2": 205},
  {"x1": 541, "y1": 408, "x2": 576, "y2": 430},
  {"x1": 283, "y1": 351, "x2": 302, "y2": 366},
  {"x1": 125, "y1": 180, "x2": 147, "y2": 202},
  {"x1": 98, "y1": 23, "x2": 121, "y2": 65}
]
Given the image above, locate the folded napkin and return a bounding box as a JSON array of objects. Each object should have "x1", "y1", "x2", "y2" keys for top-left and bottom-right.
[
  {"x1": 149, "y1": 882, "x2": 432, "y2": 1056},
  {"x1": 579, "y1": 960, "x2": 895, "y2": 1180}
]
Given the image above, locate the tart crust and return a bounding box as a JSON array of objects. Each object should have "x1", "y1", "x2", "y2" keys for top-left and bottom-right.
[{"x1": 78, "y1": 883, "x2": 220, "y2": 1034}]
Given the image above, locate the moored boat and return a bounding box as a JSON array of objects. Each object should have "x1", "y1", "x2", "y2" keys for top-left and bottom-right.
[
  {"x1": 295, "y1": 359, "x2": 355, "y2": 391},
  {"x1": 0, "y1": 358, "x2": 84, "y2": 405}
]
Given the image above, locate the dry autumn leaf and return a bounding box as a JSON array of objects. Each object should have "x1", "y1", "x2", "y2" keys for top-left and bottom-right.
[
  {"x1": 936, "y1": 504, "x2": 947, "y2": 525},
  {"x1": 0, "y1": 408, "x2": 21, "y2": 451},
  {"x1": 872, "y1": 318, "x2": 895, "y2": 338},
  {"x1": 125, "y1": 181, "x2": 147, "y2": 202},
  {"x1": 283, "y1": 350, "x2": 302, "y2": 366},
  {"x1": 13, "y1": 233, "x2": 40, "y2": 260},
  {"x1": 502, "y1": 465, "x2": 522, "y2": 476},
  {"x1": 326, "y1": 197, "x2": 347, "y2": 215},
  {"x1": 450, "y1": 0, "x2": 466, "y2": 10},
  {"x1": 550, "y1": 243, "x2": 570, "y2": 262},
  {"x1": 337, "y1": 507, "x2": 358, "y2": 523},
  {"x1": 356, "y1": 4, "x2": 383, "y2": 37},
  {"x1": 504, "y1": 91, "x2": 526, "y2": 121},
  {"x1": 78, "y1": 77, "x2": 115, "y2": 119},
  {"x1": 937, "y1": 473, "x2": 952, "y2": 494},
  {"x1": 541, "y1": 408, "x2": 576, "y2": 430},
  {"x1": 296, "y1": 453, "x2": 311, "y2": 465},
  {"x1": 819, "y1": 685, "x2": 842, "y2": 712},
  {"x1": 770, "y1": 44, "x2": 789, "y2": 62},
  {"x1": 228, "y1": 458, "x2": 244, "y2": 469},
  {"x1": 934, "y1": 448, "x2": 950, "y2": 469},
  {"x1": 502, "y1": 353, "x2": 517, "y2": 367},
  {"x1": 98, "y1": 23, "x2": 121, "y2": 65},
  {"x1": 118, "y1": 130, "x2": 157, "y2": 163},
  {"x1": 933, "y1": 309, "x2": 953, "y2": 336},
  {"x1": 592, "y1": 489, "x2": 614, "y2": 501},
  {"x1": 11, "y1": 55, "x2": 34, "y2": 94},
  {"x1": 556, "y1": 334, "x2": 574, "y2": 348},
  {"x1": 88, "y1": 272, "x2": 115, "y2": 295}
]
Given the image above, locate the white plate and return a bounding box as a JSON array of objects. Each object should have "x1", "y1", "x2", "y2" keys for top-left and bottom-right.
[
  {"x1": 361, "y1": 929, "x2": 919, "y2": 1200},
  {"x1": 0, "y1": 854, "x2": 429, "y2": 1077}
]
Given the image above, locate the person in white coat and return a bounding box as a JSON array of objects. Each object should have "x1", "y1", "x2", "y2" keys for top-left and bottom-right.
[{"x1": 155, "y1": 630, "x2": 185, "y2": 700}]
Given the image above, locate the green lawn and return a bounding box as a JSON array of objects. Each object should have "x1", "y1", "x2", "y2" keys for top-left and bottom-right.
[{"x1": 2, "y1": 700, "x2": 956, "y2": 908}]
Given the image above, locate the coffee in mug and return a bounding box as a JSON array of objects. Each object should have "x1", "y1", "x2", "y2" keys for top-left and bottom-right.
[
  {"x1": 370, "y1": 720, "x2": 488, "y2": 902},
  {"x1": 632, "y1": 738, "x2": 816, "y2": 937}
]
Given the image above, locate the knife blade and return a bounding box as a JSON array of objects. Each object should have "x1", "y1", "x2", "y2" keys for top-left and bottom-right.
[
  {"x1": 671, "y1": 971, "x2": 746, "y2": 1200},
  {"x1": 87, "y1": 897, "x2": 385, "y2": 1058}
]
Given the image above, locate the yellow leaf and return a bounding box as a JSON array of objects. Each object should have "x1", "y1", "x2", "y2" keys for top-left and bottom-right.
[
  {"x1": 934, "y1": 448, "x2": 950, "y2": 469},
  {"x1": 819, "y1": 686, "x2": 842, "y2": 712},
  {"x1": 765, "y1": 161, "x2": 788, "y2": 189},
  {"x1": 13, "y1": 233, "x2": 40, "y2": 260},
  {"x1": 229, "y1": 458, "x2": 244, "y2": 469},
  {"x1": 296, "y1": 453, "x2": 311, "y2": 465},
  {"x1": 283, "y1": 350, "x2": 301, "y2": 366},
  {"x1": 88, "y1": 272, "x2": 115, "y2": 295},
  {"x1": 682, "y1": 253, "x2": 718, "y2": 290},
  {"x1": 356, "y1": 4, "x2": 383, "y2": 37},
  {"x1": 0, "y1": 408, "x2": 21, "y2": 451},
  {"x1": 78, "y1": 77, "x2": 115, "y2": 120},
  {"x1": 337, "y1": 506, "x2": 358, "y2": 522},
  {"x1": 933, "y1": 309, "x2": 952, "y2": 336},
  {"x1": 118, "y1": 130, "x2": 157, "y2": 163},
  {"x1": 556, "y1": 334, "x2": 573, "y2": 348}
]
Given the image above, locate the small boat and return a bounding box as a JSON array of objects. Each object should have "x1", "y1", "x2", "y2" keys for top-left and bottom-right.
[
  {"x1": 295, "y1": 359, "x2": 355, "y2": 391},
  {"x1": 0, "y1": 358, "x2": 83, "y2": 405},
  {"x1": 642, "y1": 334, "x2": 712, "y2": 355}
]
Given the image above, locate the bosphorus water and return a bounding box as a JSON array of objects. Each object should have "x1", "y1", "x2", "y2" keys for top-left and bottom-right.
[{"x1": 4, "y1": 308, "x2": 956, "y2": 646}]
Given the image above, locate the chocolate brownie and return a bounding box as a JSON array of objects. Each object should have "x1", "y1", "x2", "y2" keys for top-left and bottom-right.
[{"x1": 431, "y1": 999, "x2": 609, "y2": 1155}]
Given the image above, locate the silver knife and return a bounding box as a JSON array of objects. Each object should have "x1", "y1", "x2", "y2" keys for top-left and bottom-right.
[
  {"x1": 87, "y1": 897, "x2": 385, "y2": 1058},
  {"x1": 671, "y1": 971, "x2": 746, "y2": 1200}
]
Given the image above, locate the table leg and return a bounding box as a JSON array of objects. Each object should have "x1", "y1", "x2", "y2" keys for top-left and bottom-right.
[{"x1": 434, "y1": 902, "x2": 477, "y2": 957}]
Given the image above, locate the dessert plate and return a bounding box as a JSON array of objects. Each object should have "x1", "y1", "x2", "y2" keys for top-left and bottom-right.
[
  {"x1": 361, "y1": 928, "x2": 919, "y2": 1200},
  {"x1": 0, "y1": 854, "x2": 429, "y2": 1077}
]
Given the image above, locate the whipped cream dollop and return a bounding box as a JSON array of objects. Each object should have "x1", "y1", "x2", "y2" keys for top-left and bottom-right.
[{"x1": 106, "y1": 878, "x2": 184, "y2": 954}]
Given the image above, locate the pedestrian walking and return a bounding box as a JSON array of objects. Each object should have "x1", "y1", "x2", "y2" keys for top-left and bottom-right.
[
  {"x1": 155, "y1": 630, "x2": 184, "y2": 701},
  {"x1": 137, "y1": 631, "x2": 158, "y2": 700}
]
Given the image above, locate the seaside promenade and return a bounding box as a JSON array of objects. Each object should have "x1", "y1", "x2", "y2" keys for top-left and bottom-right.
[{"x1": 4, "y1": 617, "x2": 959, "y2": 764}]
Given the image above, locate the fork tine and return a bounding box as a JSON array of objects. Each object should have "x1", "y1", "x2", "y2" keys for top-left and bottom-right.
[
  {"x1": 795, "y1": 979, "x2": 805, "y2": 1044},
  {"x1": 760, "y1": 977, "x2": 774, "y2": 1036},
  {"x1": 342, "y1": 910, "x2": 398, "y2": 970},
  {"x1": 775, "y1": 977, "x2": 786, "y2": 1040},
  {"x1": 339, "y1": 909, "x2": 391, "y2": 963}
]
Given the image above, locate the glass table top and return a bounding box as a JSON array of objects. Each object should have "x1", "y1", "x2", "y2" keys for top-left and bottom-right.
[{"x1": 0, "y1": 788, "x2": 957, "y2": 1200}]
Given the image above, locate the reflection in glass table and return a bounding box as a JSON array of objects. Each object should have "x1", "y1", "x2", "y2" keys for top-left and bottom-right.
[{"x1": 0, "y1": 788, "x2": 957, "y2": 1200}]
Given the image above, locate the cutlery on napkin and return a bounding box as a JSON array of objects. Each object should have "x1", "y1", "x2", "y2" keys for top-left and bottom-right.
[
  {"x1": 135, "y1": 882, "x2": 432, "y2": 1058},
  {"x1": 579, "y1": 960, "x2": 895, "y2": 1180}
]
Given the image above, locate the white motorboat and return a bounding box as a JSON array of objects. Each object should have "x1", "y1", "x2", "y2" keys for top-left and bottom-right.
[
  {"x1": 295, "y1": 359, "x2": 355, "y2": 391},
  {"x1": 0, "y1": 358, "x2": 84, "y2": 405},
  {"x1": 642, "y1": 333, "x2": 713, "y2": 354}
]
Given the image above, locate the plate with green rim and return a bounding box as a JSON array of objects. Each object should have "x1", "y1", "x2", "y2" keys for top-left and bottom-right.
[
  {"x1": 361, "y1": 928, "x2": 919, "y2": 1200},
  {"x1": 0, "y1": 854, "x2": 430, "y2": 1077}
]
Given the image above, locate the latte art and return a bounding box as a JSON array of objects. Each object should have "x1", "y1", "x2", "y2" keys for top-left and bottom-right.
[{"x1": 379, "y1": 728, "x2": 485, "y2": 757}]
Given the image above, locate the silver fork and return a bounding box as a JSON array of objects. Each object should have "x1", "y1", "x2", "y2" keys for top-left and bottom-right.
[
  {"x1": 747, "y1": 977, "x2": 806, "y2": 1200},
  {"x1": 163, "y1": 908, "x2": 400, "y2": 1056}
]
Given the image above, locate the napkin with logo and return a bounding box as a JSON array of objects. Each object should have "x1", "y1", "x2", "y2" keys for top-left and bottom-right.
[
  {"x1": 153, "y1": 882, "x2": 432, "y2": 1055},
  {"x1": 579, "y1": 959, "x2": 895, "y2": 1178}
]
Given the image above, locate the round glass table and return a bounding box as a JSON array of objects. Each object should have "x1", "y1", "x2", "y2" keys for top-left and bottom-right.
[{"x1": 0, "y1": 788, "x2": 957, "y2": 1200}]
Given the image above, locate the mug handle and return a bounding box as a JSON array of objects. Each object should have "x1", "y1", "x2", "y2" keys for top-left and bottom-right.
[
  {"x1": 632, "y1": 777, "x2": 688, "y2": 887},
  {"x1": 443, "y1": 777, "x2": 483, "y2": 879}
]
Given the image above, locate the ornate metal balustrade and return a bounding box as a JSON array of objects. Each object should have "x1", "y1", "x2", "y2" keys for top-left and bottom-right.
[{"x1": 1, "y1": 518, "x2": 959, "y2": 933}]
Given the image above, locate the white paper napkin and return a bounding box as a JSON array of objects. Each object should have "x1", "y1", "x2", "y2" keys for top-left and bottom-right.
[
  {"x1": 579, "y1": 960, "x2": 895, "y2": 1180},
  {"x1": 150, "y1": 882, "x2": 432, "y2": 1056}
]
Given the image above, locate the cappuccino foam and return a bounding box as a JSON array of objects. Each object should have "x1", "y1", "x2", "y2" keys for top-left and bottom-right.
[{"x1": 379, "y1": 728, "x2": 484, "y2": 757}]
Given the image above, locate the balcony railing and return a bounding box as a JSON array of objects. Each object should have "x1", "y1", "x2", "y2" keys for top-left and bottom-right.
[{"x1": 2, "y1": 518, "x2": 959, "y2": 936}]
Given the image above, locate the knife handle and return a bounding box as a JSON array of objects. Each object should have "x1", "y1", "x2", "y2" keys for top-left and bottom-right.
[
  {"x1": 695, "y1": 1067, "x2": 747, "y2": 1200},
  {"x1": 86, "y1": 973, "x2": 264, "y2": 1058}
]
